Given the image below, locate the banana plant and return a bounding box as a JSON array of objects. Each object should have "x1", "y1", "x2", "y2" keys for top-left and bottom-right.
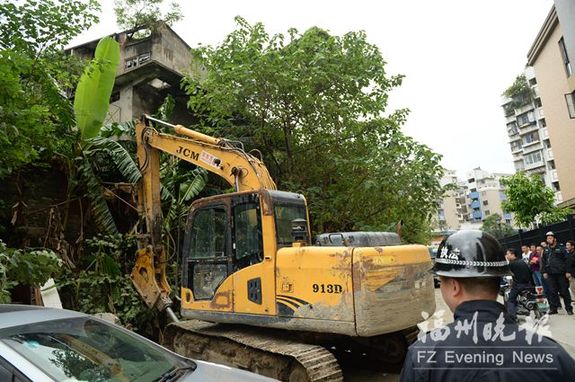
[
  {"x1": 71, "y1": 36, "x2": 142, "y2": 234},
  {"x1": 71, "y1": 39, "x2": 207, "y2": 236},
  {"x1": 74, "y1": 37, "x2": 120, "y2": 142}
]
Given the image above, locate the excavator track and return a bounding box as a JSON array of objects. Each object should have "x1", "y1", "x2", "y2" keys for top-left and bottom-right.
[{"x1": 163, "y1": 320, "x2": 343, "y2": 382}]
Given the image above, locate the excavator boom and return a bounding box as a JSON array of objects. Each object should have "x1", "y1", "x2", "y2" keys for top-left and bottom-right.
[{"x1": 131, "y1": 116, "x2": 275, "y2": 313}]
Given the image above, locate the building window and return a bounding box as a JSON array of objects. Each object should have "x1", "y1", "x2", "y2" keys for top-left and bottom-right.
[
  {"x1": 534, "y1": 98, "x2": 542, "y2": 108},
  {"x1": 484, "y1": 210, "x2": 490, "y2": 216},
  {"x1": 507, "y1": 122, "x2": 518, "y2": 136},
  {"x1": 565, "y1": 91, "x2": 575, "y2": 119},
  {"x1": 522, "y1": 131, "x2": 539, "y2": 145},
  {"x1": 516, "y1": 111, "x2": 534, "y2": 126},
  {"x1": 510, "y1": 141, "x2": 522, "y2": 152},
  {"x1": 539, "y1": 118, "x2": 546, "y2": 127},
  {"x1": 559, "y1": 37, "x2": 573, "y2": 77},
  {"x1": 483, "y1": 200, "x2": 489, "y2": 206},
  {"x1": 529, "y1": 77, "x2": 537, "y2": 86},
  {"x1": 524, "y1": 151, "x2": 542, "y2": 166}
]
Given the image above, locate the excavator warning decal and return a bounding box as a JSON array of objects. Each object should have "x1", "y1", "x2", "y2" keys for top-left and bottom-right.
[
  {"x1": 200, "y1": 151, "x2": 220, "y2": 169},
  {"x1": 276, "y1": 295, "x2": 311, "y2": 316}
]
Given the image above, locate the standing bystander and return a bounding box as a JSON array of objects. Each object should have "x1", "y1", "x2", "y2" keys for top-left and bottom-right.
[
  {"x1": 529, "y1": 245, "x2": 543, "y2": 288},
  {"x1": 542, "y1": 232, "x2": 573, "y2": 315},
  {"x1": 520, "y1": 245, "x2": 530, "y2": 264},
  {"x1": 566, "y1": 240, "x2": 575, "y2": 299}
]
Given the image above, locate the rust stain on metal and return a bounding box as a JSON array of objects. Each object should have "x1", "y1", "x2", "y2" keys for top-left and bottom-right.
[{"x1": 210, "y1": 290, "x2": 232, "y2": 309}]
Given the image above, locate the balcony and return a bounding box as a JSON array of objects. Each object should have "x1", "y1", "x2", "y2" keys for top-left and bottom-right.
[
  {"x1": 541, "y1": 127, "x2": 549, "y2": 139},
  {"x1": 522, "y1": 141, "x2": 542, "y2": 153},
  {"x1": 516, "y1": 104, "x2": 535, "y2": 115},
  {"x1": 472, "y1": 210, "x2": 482, "y2": 220},
  {"x1": 547, "y1": 148, "x2": 554, "y2": 160},
  {"x1": 525, "y1": 160, "x2": 545, "y2": 171},
  {"x1": 551, "y1": 169, "x2": 558, "y2": 182},
  {"x1": 537, "y1": 108, "x2": 545, "y2": 118},
  {"x1": 469, "y1": 191, "x2": 479, "y2": 200},
  {"x1": 518, "y1": 123, "x2": 539, "y2": 135},
  {"x1": 470, "y1": 200, "x2": 481, "y2": 209},
  {"x1": 511, "y1": 145, "x2": 523, "y2": 154},
  {"x1": 556, "y1": 191, "x2": 563, "y2": 204}
]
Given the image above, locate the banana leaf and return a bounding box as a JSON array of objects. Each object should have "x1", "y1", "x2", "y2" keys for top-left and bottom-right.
[{"x1": 74, "y1": 37, "x2": 120, "y2": 142}]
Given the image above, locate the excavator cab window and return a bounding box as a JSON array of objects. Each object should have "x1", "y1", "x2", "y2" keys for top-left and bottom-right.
[
  {"x1": 232, "y1": 197, "x2": 263, "y2": 270},
  {"x1": 185, "y1": 205, "x2": 230, "y2": 300},
  {"x1": 274, "y1": 203, "x2": 308, "y2": 248},
  {"x1": 189, "y1": 207, "x2": 227, "y2": 258}
]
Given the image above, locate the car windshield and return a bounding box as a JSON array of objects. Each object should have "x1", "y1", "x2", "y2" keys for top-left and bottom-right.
[{"x1": 0, "y1": 317, "x2": 191, "y2": 382}]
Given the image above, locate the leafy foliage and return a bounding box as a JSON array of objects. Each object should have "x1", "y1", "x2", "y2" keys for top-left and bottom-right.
[
  {"x1": 113, "y1": 0, "x2": 183, "y2": 29},
  {"x1": 75, "y1": 37, "x2": 121, "y2": 141},
  {"x1": 183, "y1": 17, "x2": 443, "y2": 243},
  {"x1": 502, "y1": 74, "x2": 533, "y2": 110},
  {"x1": 0, "y1": 0, "x2": 100, "y2": 55},
  {"x1": 481, "y1": 213, "x2": 516, "y2": 239},
  {"x1": 502, "y1": 172, "x2": 570, "y2": 228},
  {"x1": 0, "y1": 240, "x2": 62, "y2": 303},
  {"x1": 0, "y1": 0, "x2": 99, "y2": 178},
  {"x1": 57, "y1": 235, "x2": 154, "y2": 330}
]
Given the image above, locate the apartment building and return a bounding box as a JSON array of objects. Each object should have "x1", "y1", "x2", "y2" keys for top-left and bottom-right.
[
  {"x1": 501, "y1": 67, "x2": 560, "y2": 202},
  {"x1": 434, "y1": 170, "x2": 468, "y2": 231},
  {"x1": 526, "y1": 3, "x2": 575, "y2": 208},
  {"x1": 433, "y1": 168, "x2": 513, "y2": 231},
  {"x1": 465, "y1": 168, "x2": 513, "y2": 224}
]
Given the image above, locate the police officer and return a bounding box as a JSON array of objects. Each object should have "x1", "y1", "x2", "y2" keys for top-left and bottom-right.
[
  {"x1": 505, "y1": 248, "x2": 533, "y2": 322},
  {"x1": 399, "y1": 230, "x2": 575, "y2": 382},
  {"x1": 542, "y1": 231, "x2": 573, "y2": 315}
]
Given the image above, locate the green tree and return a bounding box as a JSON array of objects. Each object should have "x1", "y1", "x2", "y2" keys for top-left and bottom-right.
[
  {"x1": 501, "y1": 172, "x2": 570, "y2": 228},
  {"x1": 481, "y1": 213, "x2": 516, "y2": 239},
  {"x1": 0, "y1": 0, "x2": 100, "y2": 178},
  {"x1": 0, "y1": 240, "x2": 61, "y2": 303},
  {"x1": 183, "y1": 17, "x2": 443, "y2": 243},
  {"x1": 114, "y1": 0, "x2": 182, "y2": 29}
]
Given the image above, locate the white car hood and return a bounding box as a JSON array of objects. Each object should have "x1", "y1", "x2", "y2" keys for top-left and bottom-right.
[{"x1": 182, "y1": 359, "x2": 278, "y2": 381}]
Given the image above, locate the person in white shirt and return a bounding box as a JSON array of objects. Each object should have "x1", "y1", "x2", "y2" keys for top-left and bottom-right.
[{"x1": 520, "y1": 245, "x2": 531, "y2": 264}]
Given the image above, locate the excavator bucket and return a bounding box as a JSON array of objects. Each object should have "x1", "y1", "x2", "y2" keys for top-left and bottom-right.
[{"x1": 130, "y1": 246, "x2": 172, "y2": 312}]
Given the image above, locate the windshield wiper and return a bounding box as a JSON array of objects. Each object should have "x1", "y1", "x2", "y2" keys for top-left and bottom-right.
[{"x1": 157, "y1": 363, "x2": 197, "y2": 382}]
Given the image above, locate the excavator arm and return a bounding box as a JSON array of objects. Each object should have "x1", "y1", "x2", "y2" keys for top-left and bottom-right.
[{"x1": 131, "y1": 115, "x2": 276, "y2": 315}]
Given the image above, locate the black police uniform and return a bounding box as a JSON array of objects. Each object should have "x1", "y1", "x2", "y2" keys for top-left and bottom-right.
[
  {"x1": 400, "y1": 300, "x2": 575, "y2": 382},
  {"x1": 507, "y1": 258, "x2": 533, "y2": 321},
  {"x1": 542, "y1": 242, "x2": 572, "y2": 313},
  {"x1": 400, "y1": 230, "x2": 575, "y2": 381}
]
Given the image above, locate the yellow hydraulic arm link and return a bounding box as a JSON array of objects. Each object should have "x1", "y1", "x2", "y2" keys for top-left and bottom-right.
[{"x1": 131, "y1": 115, "x2": 276, "y2": 319}]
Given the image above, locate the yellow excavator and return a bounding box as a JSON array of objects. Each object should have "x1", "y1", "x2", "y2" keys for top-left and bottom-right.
[{"x1": 131, "y1": 115, "x2": 435, "y2": 381}]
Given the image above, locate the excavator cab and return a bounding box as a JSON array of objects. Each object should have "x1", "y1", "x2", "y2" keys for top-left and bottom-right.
[{"x1": 180, "y1": 189, "x2": 309, "y2": 319}]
